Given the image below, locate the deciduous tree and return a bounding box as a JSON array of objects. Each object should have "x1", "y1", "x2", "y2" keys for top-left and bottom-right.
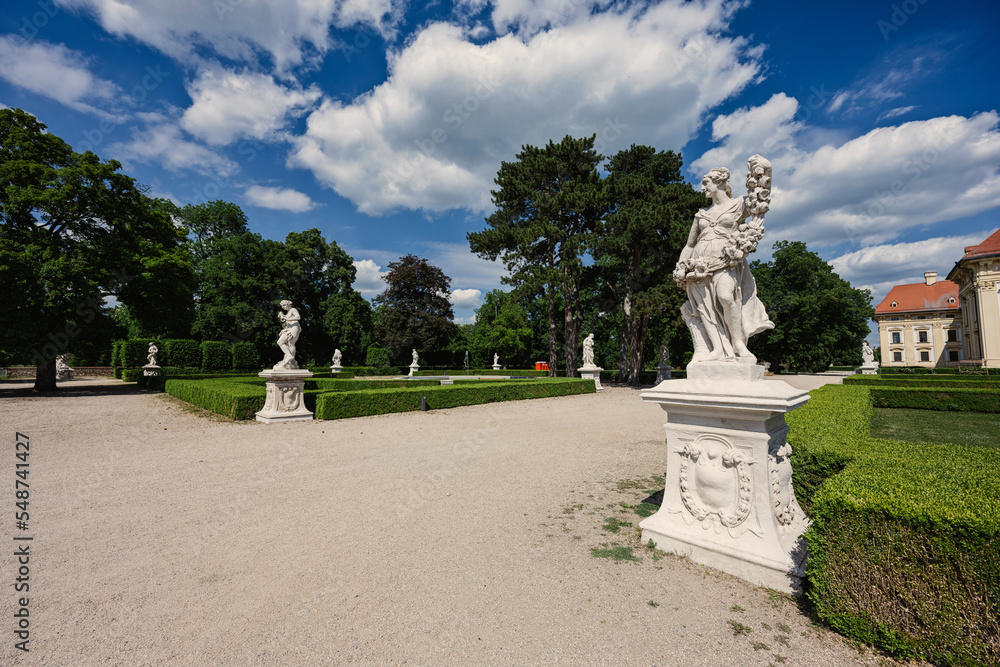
[{"x1": 372, "y1": 255, "x2": 456, "y2": 363}]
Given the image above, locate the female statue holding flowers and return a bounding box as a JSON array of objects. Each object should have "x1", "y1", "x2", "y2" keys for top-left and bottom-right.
[{"x1": 672, "y1": 156, "x2": 774, "y2": 364}]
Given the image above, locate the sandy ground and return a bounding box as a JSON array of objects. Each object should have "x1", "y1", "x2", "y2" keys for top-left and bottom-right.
[{"x1": 0, "y1": 374, "x2": 918, "y2": 667}]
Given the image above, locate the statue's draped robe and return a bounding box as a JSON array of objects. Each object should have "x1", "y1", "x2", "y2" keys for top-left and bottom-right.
[{"x1": 682, "y1": 196, "x2": 772, "y2": 358}]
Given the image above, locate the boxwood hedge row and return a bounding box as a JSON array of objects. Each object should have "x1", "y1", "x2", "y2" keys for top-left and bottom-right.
[{"x1": 787, "y1": 384, "x2": 1000, "y2": 665}]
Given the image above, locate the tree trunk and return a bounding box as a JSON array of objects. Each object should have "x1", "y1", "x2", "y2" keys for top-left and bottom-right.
[
  {"x1": 627, "y1": 312, "x2": 650, "y2": 386},
  {"x1": 547, "y1": 285, "x2": 558, "y2": 378},
  {"x1": 33, "y1": 359, "x2": 57, "y2": 391},
  {"x1": 563, "y1": 276, "x2": 577, "y2": 377}
]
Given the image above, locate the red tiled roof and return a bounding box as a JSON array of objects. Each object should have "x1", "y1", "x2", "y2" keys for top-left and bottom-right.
[
  {"x1": 963, "y1": 228, "x2": 1000, "y2": 259},
  {"x1": 874, "y1": 280, "x2": 959, "y2": 316}
]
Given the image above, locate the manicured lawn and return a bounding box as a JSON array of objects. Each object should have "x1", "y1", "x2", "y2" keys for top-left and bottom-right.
[{"x1": 871, "y1": 408, "x2": 1000, "y2": 448}]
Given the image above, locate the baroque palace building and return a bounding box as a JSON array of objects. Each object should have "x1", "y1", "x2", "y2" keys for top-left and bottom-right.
[
  {"x1": 947, "y1": 229, "x2": 1000, "y2": 368},
  {"x1": 873, "y1": 229, "x2": 1000, "y2": 369}
]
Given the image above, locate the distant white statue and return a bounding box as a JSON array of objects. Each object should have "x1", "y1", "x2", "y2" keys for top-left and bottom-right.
[
  {"x1": 494, "y1": 353, "x2": 499, "y2": 365},
  {"x1": 464, "y1": 350, "x2": 469, "y2": 370},
  {"x1": 332, "y1": 349, "x2": 342, "y2": 366},
  {"x1": 582, "y1": 333, "x2": 596, "y2": 368},
  {"x1": 147, "y1": 343, "x2": 158, "y2": 366},
  {"x1": 273, "y1": 300, "x2": 302, "y2": 370},
  {"x1": 411, "y1": 349, "x2": 419, "y2": 366},
  {"x1": 56, "y1": 353, "x2": 74, "y2": 380},
  {"x1": 659, "y1": 343, "x2": 670, "y2": 367},
  {"x1": 673, "y1": 156, "x2": 775, "y2": 364},
  {"x1": 862, "y1": 341, "x2": 875, "y2": 365}
]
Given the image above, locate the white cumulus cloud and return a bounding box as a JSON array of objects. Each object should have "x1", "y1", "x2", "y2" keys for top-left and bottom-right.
[
  {"x1": 244, "y1": 185, "x2": 316, "y2": 212},
  {"x1": 181, "y1": 67, "x2": 321, "y2": 145},
  {"x1": 692, "y1": 98, "x2": 1000, "y2": 250},
  {"x1": 290, "y1": 1, "x2": 761, "y2": 214},
  {"x1": 352, "y1": 258, "x2": 388, "y2": 297},
  {"x1": 449, "y1": 288, "x2": 482, "y2": 309},
  {"x1": 107, "y1": 115, "x2": 238, "y2": 177},
  {"x1": 58, "y1": 0, "x2": 404, "y2": 69},
  {"x1": 0, "y1": 36, "x2": 119, "y2": 117}
]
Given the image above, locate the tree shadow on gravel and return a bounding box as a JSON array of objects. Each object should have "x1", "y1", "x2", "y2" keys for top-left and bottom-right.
[{"x1": 0, "y1": 379, "x2": 145, "y2": 398}]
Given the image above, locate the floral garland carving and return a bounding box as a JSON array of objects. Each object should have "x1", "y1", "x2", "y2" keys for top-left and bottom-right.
[{"x1": 769, "y1": 440, "x2": 795, "y2": 526}]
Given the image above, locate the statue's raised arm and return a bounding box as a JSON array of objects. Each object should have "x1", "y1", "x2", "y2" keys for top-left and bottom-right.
[{"x1": 673, "y1": 156, "x2": 774, "y2": 365}]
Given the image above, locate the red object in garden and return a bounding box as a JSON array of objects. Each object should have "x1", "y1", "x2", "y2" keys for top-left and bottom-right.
[{"x1": 535, "y1": 362, "x2": 550, "y2": 371}]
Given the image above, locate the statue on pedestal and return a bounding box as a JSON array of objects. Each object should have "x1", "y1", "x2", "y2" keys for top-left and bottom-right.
[
  {"x1": 582, "y1": 333, "x2": 596, "y2": 368},
  {"x1": 332, "y1": 349, "x2": 342, "y2": 366},
  {"x1": 147, "y1": 343, "x2": 158, "y2": 367},
  {"x1": 673, "y1": 156, "x2": 774, "y2": 364},
  {"x1": 862, "y1": 341, "x2": 875, "y2": 365},
  {"x1": 273, "y1": 300, "x2": 301, "y2": 370}
]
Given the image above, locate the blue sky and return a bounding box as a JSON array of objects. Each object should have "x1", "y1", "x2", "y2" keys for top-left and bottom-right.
[{"x1": 2, "y1": 0, "x2": 999, "y2": 342}]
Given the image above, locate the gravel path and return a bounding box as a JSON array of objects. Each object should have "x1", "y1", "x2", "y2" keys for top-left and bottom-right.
[{"x1": 0, "y1": 377, "x2": 914, "y2": 666}]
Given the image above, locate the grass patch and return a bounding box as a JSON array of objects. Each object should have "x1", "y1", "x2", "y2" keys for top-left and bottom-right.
[
  {"x1": 589, "y1": 546, "x2": 641, "y2": 562},
  {"x1": 728, "y1": 620, "x2": 753, "y2": 636},
  {"x1": 871, "y1": 408, "x2": 1000, "y2": 448},
  {"x1": 601, "y1": 517, "x2": 632, "y2": 533}
]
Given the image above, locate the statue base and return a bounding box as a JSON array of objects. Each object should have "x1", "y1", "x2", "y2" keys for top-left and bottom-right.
[
  {"x1": 330, "y1": 364, "x2": 343, "y2": 374},
  {"x1": 579, "y1": 365, "x2": 603, "y2": 392},
  {"x1": 639, "y1": 370, "x2": 810, "y2": 593},
  {"x1": 492, "y1": 364, "x2": 501, "y2": 371},
  {"x1": 860, "y1": 363, "x2": 879, "y2": 375},
  {"x1": 142, "y1": 364, "x2": 160, "y2": 377},
  {"x1": 408, "y1": 364, "x2": 419, "y2": 377},
  {"x1": 256, "y1": 369, "x2": 314, "y2": 423},
  {"x1": 656, "y1": 363, "x2": 672, "y2": 384}
]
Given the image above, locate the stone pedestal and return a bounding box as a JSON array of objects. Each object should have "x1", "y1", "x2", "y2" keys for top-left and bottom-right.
[
  {"x1": 330, "y1": 364, "x2": 343, "y2": 374},
  {"x1": 655, "y1": 363, "x2": 672, "y2": 384},
  {"x1": 640, "y1": 362, "x2": 810, "y2": 593},
  {"x1": 860, "y1": 363, "x2": 879, "y2": 375},
  {"x1": 142, "y1": 364, "x2": 160, "y2": 377},
  {"x1": 579, "y1": 365, "x2": 604, "y2": 392},
  {"x1": 408, "y1": 364, "x2": 419, "y2": 377},
  {"x1": 256, "y1": 369, "x2": 314, "y2": 423},
  {"x1": 492, "y1": 363, "x2": 501, "y2": 371}
]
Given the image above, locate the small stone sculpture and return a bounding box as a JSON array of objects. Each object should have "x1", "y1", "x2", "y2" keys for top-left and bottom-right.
[
  {"x1": 332, "y1": 349, "x2": 342, "y2": 366},
  {"x1": 862, "y1": 341, "x2": 875, "y2": 365},
  {"x1": 412, "y1": 349, "x2": 419, "y2": 365},
  {"x1": 56, "y1": 353, "x2": 74, "y2": 380},
  {"x1": 673, "y1": 156, "x2": 775, "y2": 365},
  {"x1": 147, "y1": 343, "x2": 158, "y2": 367},
  {"x1": 494, "y1": 353, "x2": 499, "y2": 365},
  {"x1": 463, "y1": 350, "x2": 469, "y2": 370},
  {"x1": 273, "y1": 300, "x2": 302, "y2": 370},
  {"x1": 659, "y1": 344, "x2": 670, "y2": 366},
  {"x1": 582, "y1": 333, "x2": 596, "y2": 368}
]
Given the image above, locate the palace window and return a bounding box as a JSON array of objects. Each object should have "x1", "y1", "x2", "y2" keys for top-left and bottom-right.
[
  {"x1": 893, "y1": 351, "x2": 902, "y2": 362},
  {"x1": 920, "y1": 351, "x2": 930, "y2": 362},
  {"x1": 918, "y1": 331, "x2": 928, "y2": 343},
  {"x1": 948, "y1": 329, "x2": 958, "y2": 342},
  {"x1": 948, "y1": 350, "x2": 959, "y2": 362},
  {"x1": 891, "y1": 332, "x2": 901, "y2": 344}
]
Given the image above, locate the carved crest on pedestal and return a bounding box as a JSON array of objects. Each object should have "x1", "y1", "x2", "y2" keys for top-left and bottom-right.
[
  {"x1": 675, "y1": 436, "x2": 755, "y2": 532},
  {"x1": 279, "y1": 384, "x2": 300, "y2": 411}
]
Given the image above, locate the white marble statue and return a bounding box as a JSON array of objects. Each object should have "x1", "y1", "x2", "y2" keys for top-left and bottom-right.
[
  {"x1": 332, "y1": 349, "x2": 342, "y2": 366},
  {"x1": 464, "y1": 350, "x2": 469, "y2": 370},
  {"x1": 411, "y1": 349, "x2": 419, "y2": 366},
  {"x1": 673, "y1": 156, "x2": 775, "y2": 364},
  {"x1": 582, "y1": 333, "x2": 596, "y2": 368},
  {"x1": 147, "y1": 343, "x2": 158, "y2": 366},
  {"x1": 273, "y1": 300, "x2": 302, "y2": 370},
  {"x1": 56, "y1": 353, "x2": 74, "y2": 379},
  {"x1": 493, "y1": 353, "x2": 499, "y2": 365},
  {"x1": 862, "y1": 341, "x2": 875, "y2": 365}
]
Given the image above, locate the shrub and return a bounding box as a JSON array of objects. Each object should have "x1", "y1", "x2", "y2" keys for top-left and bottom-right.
[
  {"x1": 314, "y1": 378, "x2": 594, "y2": 420},
  {"x1": 412, "y1": 369, "x2": 550, "y2": 377},
  {"x1": 366, "y1": 347, "x2": 390, "y2": 368},
  {"x1": 164, "y1": 339, "x2": 202, "y2": 368},
  {"x1": 232, "y1": 342, "x2": 258, "y2": 371},
  {"x1": 788, "y1": 384, "x2": 1000, "y2": 664},
  {"x1": 870, "y1": 386, "x2": 1000, "y2": 412},
  {"x1": 121, "y1": 368, "x2": 145, "y2": 382},
  {"x1": 120, "y1": 339, "x2": 156, "y2": 368},
  {"x1": 164, "y1": 378, "x2": 265, "y2": 420},
  {"x1": 342, "y1": 366, "x2": 402, "y2": 376},
  {"x1": 111, "y1": 339, "x2": 124, "y2": 368},
  {"x1": 200, "y1": 341, "x2": 231, "y2": 371}
]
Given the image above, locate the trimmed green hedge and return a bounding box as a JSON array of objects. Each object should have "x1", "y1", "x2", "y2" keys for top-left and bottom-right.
[
  {"x1": 200, "y1": 341, "x2": 230, "y2": 371},
  {"x1": 342, "y1": 365, "x2": 403, "y2": 376},
  {"x1": 314, "y1": 378, "x2": 594, "y2": 420},
  {"x1": 870, "y1": 386, "x2": 1000, "y2": 413},
  {"x1": 881, "y1": 366, "x2": 964, "y2": 375},
  {"x1": 232, "y1": 341, "x2": 258, "y2": 371},
  {"x1": 411, "y1": 369, "x2": 550, "y2": 377},
  {"x1": 788, "y1": 384, "x2": 1000, "y2": 664},
  {"x1": 365, "y1": 347, "x2": 390, "y2": 367},
  {"x1": 164, "y1": 378, "x2": 266, "y2": 420},
  {"x1": 164, "y1": 339, "x2": 201, "y2": 368},
  {"x1": 121, "y1": 368, "x2": 145, "y2": 382},
  {"x1": 845, "y1": 375, "x2": 1000, "y2": 387},
  {"x1": 120, "y1": 339, "x2": 160, "y2": 368}
]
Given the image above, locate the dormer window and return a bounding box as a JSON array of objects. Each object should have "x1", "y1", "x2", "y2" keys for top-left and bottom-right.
[
  {"x1": 891, "y1": 301, "x2": 897, "y2": 308},
  {"x1": 948, "y1": 297, "x2": 956, "y2": 304}
]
